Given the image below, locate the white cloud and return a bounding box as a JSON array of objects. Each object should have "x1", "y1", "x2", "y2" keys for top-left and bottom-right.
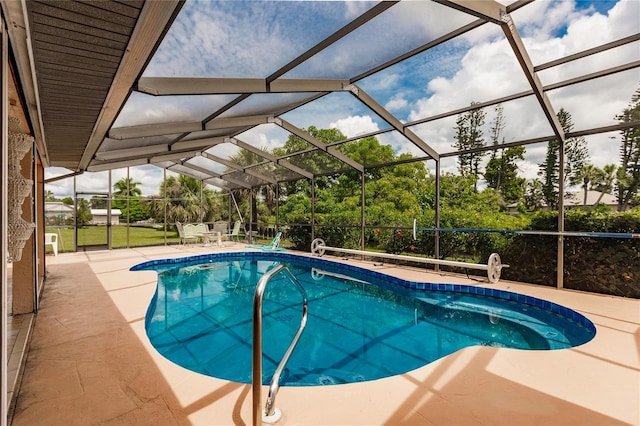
[
  {"x1": 330, "y1": 115, "x2": 379, "y2": 138},
  {"x1": 45, "y1": 165, "x2": 165, "y2": 199},
  {"x1": 407, "y1": 0, "x2": 639, "y2": 181},
  {"x1": 385, "y1": 94, "x2": 408, "y2": 112},
  {"x1": 65, "y1": 0, "x2": 637, "y2": 199}
]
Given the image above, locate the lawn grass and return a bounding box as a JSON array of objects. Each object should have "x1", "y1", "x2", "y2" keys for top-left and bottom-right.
[{"x1": 45, "y1": 225, "x2": 180, "y2": 254}]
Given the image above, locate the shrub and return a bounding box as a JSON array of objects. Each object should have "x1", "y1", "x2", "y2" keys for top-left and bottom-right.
[{"x1": 502, "y1": 210, "x2": 640, "y2": 298}]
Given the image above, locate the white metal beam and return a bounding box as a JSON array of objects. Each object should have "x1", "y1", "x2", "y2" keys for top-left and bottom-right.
[
  {"x1": 231, "y1": 138, "x2": 314, "y2": 179},
  {"x1": 345, "y1": 84, "x2": 440, "y2": 160},
  {"x1": 433, "y1": 0, "x2": 505, "y2": 25},
  {"x1": 200, "y1": 152, "x2": 277, "y2": 185},
  {"x1": 137, "y1": 77, "x2": 349, "y2": 95},
  {"x1": 172, "y1": 136, "x2": 226, "y2": 151},
  {"x1": 86, "y1": 158, "x2": 149, "y2": 172},
  {"x1": 109, "y1": 121, "x2": 203, "y2": 140},
  {"x1": 150, "y1": 150, "x2": 201, "y2": 163},
  {"x1": 500, "y1": 12, "x2": 565, "y2": 142},
  {"x1": 203, "y1": 178, "x2": 231, "y2": 191},
  {"x1": 204, "y1": 114, "x2": 271, "y2": 130},
  {"x1": 275, "y1": 118, "x2": 364, "y2": 172},
  {"x1": 94, "y1": 145, "x2": 169, "y2": 161},
  {"x1": 180, "y1": 161, "x2": 222, "y2": 178}
]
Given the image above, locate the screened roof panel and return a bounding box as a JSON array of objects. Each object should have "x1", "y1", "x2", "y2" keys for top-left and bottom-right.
[
  {"x1": 206, "y1": 142, "x2": 270, "y2": 167},
  {"x1": 408, "y1": 99, "x2": 556, "y2": 158},
  {"x1": 238, "y1": 123, "x2": 315, "y2": 153},
  {"x1": 512, "y1": 0, "x2": 640, "y2": 67},
  {"x1": 113, "y1": 92, "x2": 238, "y2": 127},
  {"x1": 225, "y1": 170, "x2": 264, "y2": 188},
  {"x1": 282, "y1": 1, "x2": 476, "y2": 79},
  {"x1": 286, "y1": 149, "x2": 348, "y2": 176},
  {"x1": 167, "y1": 163, "x2": 214, "y2": 182},
  {"x1": 355, "y1": 41, "x2": 468, "y2": 122},
  {"x1": 217, "y1": 92, "x2": 324, "y2": 119},
  {"x1": 143, "y1": 1, "x2": 378, "y2": 79},
  {"x1": 545, "y1": 70, "x2": 640, "y2": 131},
  {"x1": 236, "y1": 124, "x2": 294, "y2": 152},
  {"x1": 536, "y1": 41, "x2": 640, "y2": 87},
  {"x1": 252, "y1": 162, "x2": 302, "y2": 182},
  {"x1": 184, "y1": 155, "x2": 227, "y2": 175},
  {"x1": 369, "y1": 132, "x2": 428, "y2": 160},
  {"x1": 179, "y1": 129, "x2": 234, "y2": 142},
  {"x1": 98, "y1": 134, "x2": 182, "y2": 153},
  {"x1": 204, "y1": 177, "x2": 232, "y2": 190},
  {"x1": 281, "y1": 91, "x2": 389, "y2": 135},
  {"x1": 16, "y1": 0, "x2": 637, "y2": 191}
]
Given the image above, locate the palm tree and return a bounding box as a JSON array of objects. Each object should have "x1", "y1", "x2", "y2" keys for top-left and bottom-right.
[
  {"x1": 592, "y1": 164, "x2": 617, "y2": 206},
  {"x1": 44, "y1": 190, "x2": 57, "y2": 201},
  {"x1": 113, "y1": 177, "x2": 142, "y2": 198},
  {"x1": 570, "y1": 164, "x2": 597, "y2": 206},
  {"x1": 161, "y1": 175, "x2": 201, "y2": 223},
  {"x1": 226, "y1": 146, "x2": 273, "y2": 227}
]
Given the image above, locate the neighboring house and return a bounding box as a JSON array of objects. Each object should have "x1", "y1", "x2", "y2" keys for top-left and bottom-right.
[
  {"x1": 44, "y1": 202, "x2": 74, "y2": 222},
  {"x1": 564, "y1": 190, "x2": 618, "y2": 210},
  {"x1": 90, "y1": 209, "x2": 122, "y2": 225},
  {"x1": 508, "y1": 190, "x2": 619, "y2": 213}
]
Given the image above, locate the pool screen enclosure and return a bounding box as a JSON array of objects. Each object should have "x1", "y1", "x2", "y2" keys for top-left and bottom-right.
[{"x1": 6, "y1": 0, "x2": 638, "y2": 290}]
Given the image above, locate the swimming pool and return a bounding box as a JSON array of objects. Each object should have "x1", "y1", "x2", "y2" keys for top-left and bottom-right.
[{"x1": 131, "y1": 252, "x2": 595, "y2": 386}]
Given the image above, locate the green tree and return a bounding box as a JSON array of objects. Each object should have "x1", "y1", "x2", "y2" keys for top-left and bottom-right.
[
  {"x1": 141, "y1": 195, "x2": 165, "y2": 224},
  {"x1": 538, "y1": 137, "x2": 559, "y2": 208},
  {"x1": 76, "y1": 198, "x2": 92, "y2": 226},
  {"x1": 615, "y1": 87, "x2": 640, "y2": 210},
  {"x1": 453, "y1": 102, "x2": 486, "y2": 190},
  {"x1": 113, "y1": 177, "x2": 142, "y2": 198},
  {"x1": 570, "y1": 164, "x2": 598, "y2": 206},
  {"x1": 90, "y1": 196, "x2": 108, "y2": 209},
  {"x1": 538, "y1": 108, "x2": 588, "y2": 209},
  {"x1": 226, "y1": 146, "x2": 273, "y2": 227},
  {"x1": 157, "y1": 175, "x2": 220, "y2": 224},
  {"x1": 112, "y1": 177, "x2": 147, "y2": 222},
  {"x1": 484, "y1": 104, "x2": 526, "y2": 204},
  {"x1": 524, "y1": 179, "x2": 545, "y2": 211},
  {"x1": 592, "y1": 164, "x2": 617, "y2": 206},
  {"x1": 484, "y1": 146, "x2": 526, "y2": 205},
  {"x1": 44, "y1": 190, "x2": 57, "y2": 201}
]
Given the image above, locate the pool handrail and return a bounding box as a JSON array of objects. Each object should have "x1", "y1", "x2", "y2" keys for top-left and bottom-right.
[
  {"x1": 252, "y1": 264, "x2": 308, "y2": 425},
  {"x1": 310, "y1": 238, "x2": 508, "y2": 283}
]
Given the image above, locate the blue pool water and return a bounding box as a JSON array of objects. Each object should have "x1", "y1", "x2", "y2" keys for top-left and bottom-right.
[{"x1": 131, "y1": 252, "x2": 595, "y2": 386}]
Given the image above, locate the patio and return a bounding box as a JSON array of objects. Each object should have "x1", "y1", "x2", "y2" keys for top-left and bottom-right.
[{"x1": 8, "y1": 245, "x2": 640, "y2": 425}]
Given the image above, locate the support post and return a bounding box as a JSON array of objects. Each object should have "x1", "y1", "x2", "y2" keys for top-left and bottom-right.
[
  {"x1": 361, "y1": 171, "x2": 365, "y2": 251},
  {"x1": 434, "y1": 160, "x2": 441, "y2": 272},
  {"x1": 311, "y1": 177, "x2": 315, "y2": 243}
]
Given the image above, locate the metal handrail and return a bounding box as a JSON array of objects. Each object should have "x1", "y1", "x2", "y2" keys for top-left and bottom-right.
[{"x1": 252, "y1": 264, "x2": 308, "y2": 425}]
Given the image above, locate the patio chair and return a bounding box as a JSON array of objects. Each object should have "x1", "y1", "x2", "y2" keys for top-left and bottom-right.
[
  {"x1": 44, "y1": 233, "x2": 58, "y2": 256},
  {"x1": 245, "y1": 231, "x2": 286, "y2": 251},
  {"x1": 212, "y1": 221, "x2": 228, "y2": 235},
  {"x1": 176, "y1": 222, "x2": 199, "y2": 244},
  {"x1": 224, "y1": 220, "x2": 242, "y2": 242},
  {"x1": 193, "y1": 223, "x2": 209, "y2": 237}
]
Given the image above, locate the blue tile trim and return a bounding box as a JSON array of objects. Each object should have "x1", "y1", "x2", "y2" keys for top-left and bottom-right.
[{"x1": 131, "y1": 251, "x2": 596, "y2": 334}]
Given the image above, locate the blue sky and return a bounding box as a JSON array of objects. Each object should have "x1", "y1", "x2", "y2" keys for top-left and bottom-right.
[{"x1": 46, "y1": 0, "x2": 640, "y2": 198}]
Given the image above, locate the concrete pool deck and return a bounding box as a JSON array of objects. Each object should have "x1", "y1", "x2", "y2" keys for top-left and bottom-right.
[{"x1": 9, "y1": 244, "x2": 640, "y2": 425}]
